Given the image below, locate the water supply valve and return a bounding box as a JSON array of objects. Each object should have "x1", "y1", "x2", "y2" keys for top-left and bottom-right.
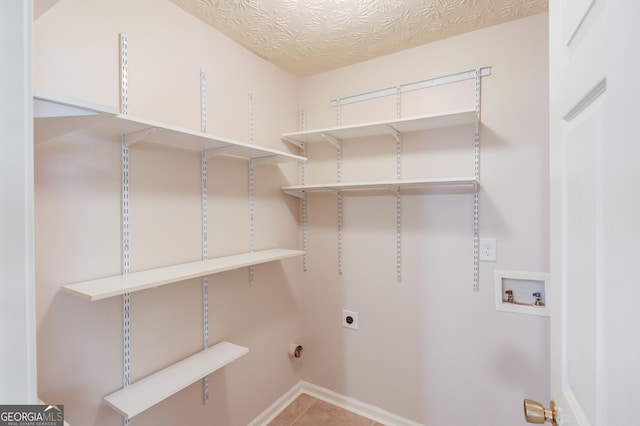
[
  {"x1": 533, "y1": 292, "x2": 543, "y2": 306},
  {"x1": 505, "y1": 289, "x2": 514, "y2": 303}
]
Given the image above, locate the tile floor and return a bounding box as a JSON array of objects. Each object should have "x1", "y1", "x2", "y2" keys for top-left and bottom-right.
[{"x1": 267, "y1": 393, "x2": 385, "y2": 426}]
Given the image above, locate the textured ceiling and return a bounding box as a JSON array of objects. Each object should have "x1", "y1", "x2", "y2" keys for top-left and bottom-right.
[{"x1": 171, "y1": 0, "x2": 548, "y2": 77}]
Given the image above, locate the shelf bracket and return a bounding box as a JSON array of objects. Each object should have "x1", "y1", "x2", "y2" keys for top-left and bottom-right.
[
  {"x1": 322, "y1": 133, "x2": 341, "y2": 148},
  {"x1": 283, "y1": 136, "x2": 305, "y2": 149},
  {"x1": 203, "y1": 145, "x2": 233, "y2": 161},
  {"x1": 251, "y1": 154, "x2": 278, "y2": 166},
  {"x1": 384, "y1": 185, "x2": 401, "y2": 195},
  {"x1": 284, "y1": 189, "x2": 306, "y2": 200},
  {"x1": 124, "y1": 127, "x2": 155, "y2": 147},
  {"x1": 385, "y1": 124, "x2": 401, "y2": 143}
]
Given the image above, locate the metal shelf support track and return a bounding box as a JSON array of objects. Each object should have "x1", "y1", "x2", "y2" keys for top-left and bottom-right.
[
  {"x1": 120, "y1": 33, "x2": 128, "y2": 116},
  {"x1": 395, "y1": 86, "x2": 402, "y2": 283},
  {"x1": 301, "y1": 108, "x2": 308, "y2": 271},
  {"x1": 473, "y1": 69, "x2": 481, "y2": 290},
  {"x1": 200, "y1": 68, "x2": 210, "y2": 404},
  {"x1": 335, "y1": 101, "x2": 343, "y2": 275},
  {"x1": 248, "y1": 91, "x2": 255, "y2": 284},
  {"x1": 119, "y1": 32, "x2": 131, "y2": 426}
]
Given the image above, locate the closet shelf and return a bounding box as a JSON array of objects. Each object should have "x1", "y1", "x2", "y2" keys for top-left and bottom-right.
[
  {"x1": 62, "y1": 248, "x2": 305, "y2": 301},
  {"x1": 282, "y1": 109, "x2": 476, "y2": 147},
  {"x1": 283, "y1": 177, "x2": 479, "y2": 198},
  {"x1": 34, "y1": 93, "x2": 306, "y2": 164},
  {"x1": 112, "y1": 114, "x2": 306, "y2": 163},
  {"x1": 104, "y1": 341, "x2": 249, "y2": 419}
]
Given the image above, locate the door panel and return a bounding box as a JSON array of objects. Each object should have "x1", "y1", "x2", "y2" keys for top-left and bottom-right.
[
  {"x1": 562, "y1": 95, "x2": 604, "y2": 425},
  {"x1": 549, "y1": 0, "x2": 606, "y2": 425},
  {"x1": 563, "y1": 0, "x2": 596, "y2": 44},
  {"x1": 550, "y1": 2, "x2": 640, "y2": 426}
]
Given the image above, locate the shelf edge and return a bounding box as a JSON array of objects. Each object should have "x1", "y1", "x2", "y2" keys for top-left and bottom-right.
[
  {"x1": 282, "y1": 178, "x2": 479, "y2": 196},
  {"x1": 61, "y1": 248, "x2": 305, "y2": 301},
  {"x1": 103, "y1": 342, "x2": 249, "y2": 419},
  {"x1": 281, "y1": 109, "x2": 477, "y2": 143}
]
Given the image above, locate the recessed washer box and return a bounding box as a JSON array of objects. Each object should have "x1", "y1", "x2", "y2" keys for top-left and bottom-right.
[{"x1": 495, "y1": 270, "x2": 549, "y2": 317}]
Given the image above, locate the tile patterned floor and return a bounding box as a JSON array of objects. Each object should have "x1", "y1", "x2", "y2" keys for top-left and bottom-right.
[{"x1": 268, "y1": 393, "x2": 385, "y2": 426}]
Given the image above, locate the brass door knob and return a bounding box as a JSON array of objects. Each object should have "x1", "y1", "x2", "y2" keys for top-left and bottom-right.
[{"x1": 523, "y1": 399, "x2": 558, "y2": 425}]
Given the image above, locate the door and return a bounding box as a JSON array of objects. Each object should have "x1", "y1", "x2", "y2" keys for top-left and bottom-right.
[
  {"x1": 0, "y1": 0, "x2": 37, "y2": 403},
  {"x1": 540, "y1": 1, "x2": 640, "y2": 425}
]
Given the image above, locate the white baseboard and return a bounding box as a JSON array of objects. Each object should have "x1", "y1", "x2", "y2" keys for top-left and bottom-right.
[
  {"x1": 248, "y1": 381, "x2": 305, "y2": 426},
  {"x1": 249, "y1": 381, "x2": 423, "y2": 426}
]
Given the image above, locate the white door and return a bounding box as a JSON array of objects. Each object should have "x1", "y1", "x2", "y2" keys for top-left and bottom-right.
[
  {"x1": 0, "y1": 0, "x2": 37, "y2": 403},
  {"x1": 539, "y1": 1, "x2": 640, "y2": 425}
]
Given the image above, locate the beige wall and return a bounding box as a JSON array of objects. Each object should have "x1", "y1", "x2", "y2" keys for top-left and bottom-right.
[
  {"x1": 297, "y1": 12, "x2": 550, "y2": 426},
  {"x1": 33, "y1": 1, "x2": 549, "y2": 425}
]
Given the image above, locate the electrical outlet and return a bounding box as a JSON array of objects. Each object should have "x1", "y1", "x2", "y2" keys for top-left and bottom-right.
[
  {"x1": 342, "y1": 310, "x2": 358, "y2": 330},
  {"x1": 479, "y1": 238, "x2": 497, "y2": 262}
]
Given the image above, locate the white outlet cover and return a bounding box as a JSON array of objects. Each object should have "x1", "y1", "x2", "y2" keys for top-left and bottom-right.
[
  {"x1": 480, "y1": 238, "x2": 497, "y2": 262},
  {"x1": 342, "y1": 310, "x2": 358, "y2": 330}
]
